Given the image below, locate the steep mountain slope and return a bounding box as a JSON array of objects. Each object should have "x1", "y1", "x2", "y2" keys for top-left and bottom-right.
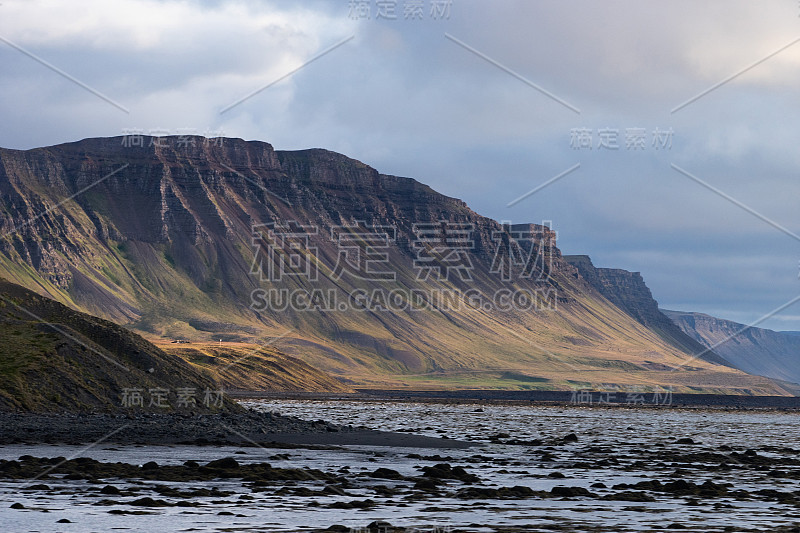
[
  {"x1": 664, "y1": 310, "x2": 800, "y2": 385},
  {"x1": 0, "y1": 277, "x2": 234, "y2": 412},
  {"x1": 564, "y1": 255, "x2": 728, "y2": 365},
  {"x1": 0, "y1": 136, "x2": 790, "y2": 395}
]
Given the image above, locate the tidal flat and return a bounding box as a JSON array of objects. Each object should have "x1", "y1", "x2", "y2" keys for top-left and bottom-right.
[{"x1": 1, "y1": 401, "x2": 800, "y2": 532}]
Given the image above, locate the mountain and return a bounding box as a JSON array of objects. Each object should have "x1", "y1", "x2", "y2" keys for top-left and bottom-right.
[
  {"x1": 664, "y1": 310, "x2": 800, "y2": 386},
  {"x1": 0, "y1": 136, "x2": 790, "y2": 395}
]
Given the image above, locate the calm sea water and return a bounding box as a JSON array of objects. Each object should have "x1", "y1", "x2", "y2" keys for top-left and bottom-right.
[{"x1": 1, "y1": 401, "x2": 799, "y2": 532}]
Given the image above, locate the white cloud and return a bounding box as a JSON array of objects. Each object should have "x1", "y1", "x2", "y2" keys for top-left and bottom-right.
[{"x1": 0, "y1": 0, "x2": 339, "y2": 51}]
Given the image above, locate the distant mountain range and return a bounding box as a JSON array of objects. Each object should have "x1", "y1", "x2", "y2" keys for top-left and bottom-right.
[
  {"x1": 664, "y1": 310, "x2": 800, "y2": 388},
  {"x1": 0, "y1": 136, "x2": 792, "y2": 396}
]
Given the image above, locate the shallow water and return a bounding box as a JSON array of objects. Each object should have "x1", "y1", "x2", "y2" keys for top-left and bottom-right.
[{"x1": 1, "y1": 401, "x2": 799, "y2": 532}]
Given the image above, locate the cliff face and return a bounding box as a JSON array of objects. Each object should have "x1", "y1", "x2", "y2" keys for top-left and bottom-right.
[
  {"x1": 664, "y1": 310, "x2": 800, "y2": 385},
  {"x1": 563, "y1": 256, "x2": 656, "y2": 324},
  {"x1": 0, "y1": 136, "x2": 789, "y2": 395},
  {"x1": 564, "y1": 255, "x2": 730, "y2": 366}
]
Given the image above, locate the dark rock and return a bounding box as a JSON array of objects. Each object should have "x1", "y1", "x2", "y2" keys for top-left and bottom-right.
[
  {"x1": 175, "y1": 500, "x2": 198, "y2": 507},
  {"x1": 698, "y1": 480, "x2": 729, "y2": 497},
  {"x1": 128, "y1": 497, "x2": 171, "y2": 507},
  {"x1": 205, "y1": 457, "x2": 240, "y2": 469},
  {"x1": 662, "y1": 480, "x2": 694, "y2": 495},
  {"x1": 420, "y1": 463, "x2": 478, "y2": 483},
  {"x1": 456, "y1": 485, "x2": 539, "y2": 499},
  {"x1": 413, "y1": 478, "x2": 440, "y2": 491},
  {"x1": 601, "y1": 491, "x2": 655, "y2": 502},
  {"x1": 369, "y1": 468, "x2": 404, "y2": 480},
  {"x1": 328, "y1": 499, "x2": 376, "y2": 509},
  {"x1": 550, "y1": 486, "x2": 595, "y2": 497}
]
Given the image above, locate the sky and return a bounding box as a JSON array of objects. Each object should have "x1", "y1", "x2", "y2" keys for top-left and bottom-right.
[{"x1": 0, "y1": 0, "x2": 799, "y2": 330}]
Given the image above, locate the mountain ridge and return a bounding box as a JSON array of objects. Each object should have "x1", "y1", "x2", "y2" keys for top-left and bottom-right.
[{"x1": 0, "y1": 136, "x2": 790, "y2": 395}]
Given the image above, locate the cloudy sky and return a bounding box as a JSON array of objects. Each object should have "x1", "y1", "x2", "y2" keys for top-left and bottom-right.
[{"x1": 1, "y1": 0, "x2": 799, "y2": 330}]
